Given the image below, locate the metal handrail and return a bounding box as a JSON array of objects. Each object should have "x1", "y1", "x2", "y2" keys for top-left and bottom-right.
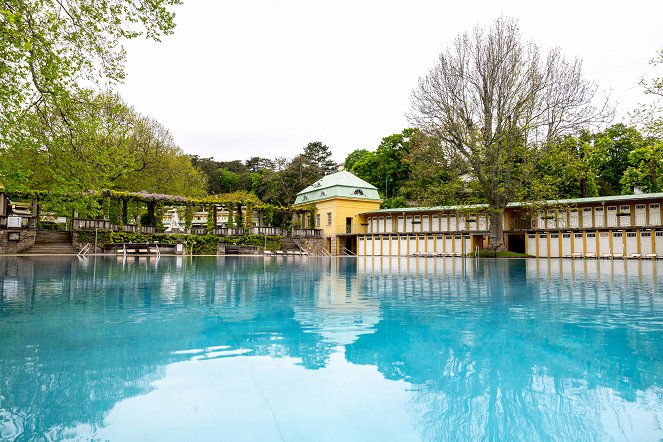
[
  {"x1": 342, "y1": 247, "x2": 356, "y2": 256},
  {"x1": 77, "y1": 243, "x2": 90, "y2": 257}
]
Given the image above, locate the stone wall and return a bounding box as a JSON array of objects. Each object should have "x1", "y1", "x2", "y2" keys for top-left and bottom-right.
[
  {"x1": 296, "y1": 237, "x2": 325, "y2": 255},
  {"x1": 0, "y1": 230, "x2": 36, "y2": 254}
]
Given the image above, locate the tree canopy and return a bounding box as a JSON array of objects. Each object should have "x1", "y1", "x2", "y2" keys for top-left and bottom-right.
[
  {"x1": 408, "y1": 17, "x2": 612, "y2": 250},
  {"x1": 0, "y1": 0, "x2": 180, "y2": 126},
  {"x1": 0, "y1": 91, "x2": 207, "y2": 198}
]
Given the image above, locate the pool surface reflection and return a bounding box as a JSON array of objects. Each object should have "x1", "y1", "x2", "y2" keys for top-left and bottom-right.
[{"x1": 1, "y1": 256, "x2": 662, "y2": 441}]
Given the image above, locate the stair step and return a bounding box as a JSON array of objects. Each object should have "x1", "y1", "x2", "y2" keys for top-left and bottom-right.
[
  {"x1": 280, "y1": 237, "x2": 303, "y2": 252},
  {"x1": 21, "y1": 230, "x2": 77, "y2": 254}
]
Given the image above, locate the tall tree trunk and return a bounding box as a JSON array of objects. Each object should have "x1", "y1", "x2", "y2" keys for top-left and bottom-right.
[
  {"x1": 488, "y1": 207, "x2": 506, "y2": 251},
  {"x1": 122, "y1": 199, "x2": 128, "y2": 225},
  {"x1": 147, "y1": 202, "x2": 155, "y2": 226},
  {"x1": 580, "y1": 178, "x2": 588, "y2": 198}
]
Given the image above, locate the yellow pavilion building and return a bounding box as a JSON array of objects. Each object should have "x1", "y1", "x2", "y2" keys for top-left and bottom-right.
[{"x1": 292, "y1": 171, "x2": 381, "y2": 255}]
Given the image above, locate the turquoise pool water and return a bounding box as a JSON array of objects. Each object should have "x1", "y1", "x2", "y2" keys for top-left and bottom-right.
[{"x1": 1, "y1": 256, "x2": 662, "y2": 441}]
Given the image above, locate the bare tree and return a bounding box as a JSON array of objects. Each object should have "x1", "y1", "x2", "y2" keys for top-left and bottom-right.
[{"x1": 408, "y1": 17, "x2": 612, "y2": 250}]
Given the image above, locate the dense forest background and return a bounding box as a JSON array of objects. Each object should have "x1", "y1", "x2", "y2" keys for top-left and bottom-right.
[{"x1": 189, "y1": 121, "x2": 663, "y2": 209}]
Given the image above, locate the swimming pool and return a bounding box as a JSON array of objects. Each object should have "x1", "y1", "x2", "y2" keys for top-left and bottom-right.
[{"x1": 1, "y1": 256, "x2": 662, "y2": 441}]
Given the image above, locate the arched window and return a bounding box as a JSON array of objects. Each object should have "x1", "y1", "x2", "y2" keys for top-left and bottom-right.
[
  {"x1": 320, "y1": 191, "x2": 326, "y2": 197},
  {"x1": 302, "y1": 196, "x2": 308, "y2": 201},
  {"x1": 353, "y1": 189, "x2": 364, "y2": 196}
]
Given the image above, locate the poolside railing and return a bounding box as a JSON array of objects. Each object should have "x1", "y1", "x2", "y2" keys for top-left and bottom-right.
[
  {"x1": 248, "y1": 226, "x2": 286, "y2": 236},
  {"x1": 73, "y1": 219, "x2": 113, "y2": 230},
  {"x1": 292, "y1": 228, "x2": 322, "y2": 237},
  {"x1": 70, "y1": 219, "x2": 286, "y2": 238},
  {"x1": 213, "y1": 227, "x2": 245, "y2": 236}
]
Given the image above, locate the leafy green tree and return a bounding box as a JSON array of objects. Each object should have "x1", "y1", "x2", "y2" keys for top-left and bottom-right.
[
  {"x1": 245, "y1": 156, "x2": 274, "y2": 172},
  {"x1": 594, "y1": 124, "x2": 646, "y2": 195},
  {"x1": 346, "y1": 129, "x2": 416, "y2": 199},
  {"x1": 531, "y1": 132, "x2": 607, "y2": 199},
  {"x1": 303, "y1": 141, "x2": 337, "y2": 175},
  {"x1": 620, "y1": 141, "x2": 663, "y2": 193},
  {"x1": 374, "y1": 129, "x2": 414, "y2": 190},
  {"x1": 408, "y1": 18, "x2": 611, "y2": 250},
  {"x1": 1, "y1": 0, "x2": 180, "y2": 146},
  {"x1": 217, "y1": 168, "x2": 241, "y2": 193},
  {"x1": 344, "y1": 149, "x2": 371, "y2": 171},
  {"x1": 0, "y1": 91, "x2": 206, "y2": 197},
  {"x1": 189, "y1": 156, "x2": 223, "y2": 194},
  {"x1": 347, "y1": 151, "x2": 383, "y2": 189},
  {"x1": 274, "y1": 155, "x2": 322, "y2": 205},
  {"x1": 399, "y1": 130, "x2": 480, "y2": 205}
]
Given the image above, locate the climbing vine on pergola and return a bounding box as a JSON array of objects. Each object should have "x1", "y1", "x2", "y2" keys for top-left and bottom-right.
[{"x1": 3, "y1": 188, "x2": 291, "y2": 232}]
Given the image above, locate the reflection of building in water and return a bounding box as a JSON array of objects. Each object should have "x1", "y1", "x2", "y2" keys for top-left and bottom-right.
[
  {"x1": 293, "y1": 261, "x2": 381, "y2": 346},
  {"x1": 347, "y1": 258, "x2": 663, "y2": 441},
  {"x1": 3, "y1": 256, "x2": 663, "y2": 441}
]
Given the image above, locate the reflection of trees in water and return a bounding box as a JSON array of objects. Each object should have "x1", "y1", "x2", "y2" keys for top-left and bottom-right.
[
  {"x1": 347, "y1": 260, "x2": 663, "y2": 441},
  {"x1": 0, "y1": 256, "x2": 335, "y2": 439}
]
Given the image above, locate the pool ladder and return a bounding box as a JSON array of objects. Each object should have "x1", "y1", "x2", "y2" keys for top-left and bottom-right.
[{"x1": 78, "y1": 243, "x2": 90, "y2": 257}]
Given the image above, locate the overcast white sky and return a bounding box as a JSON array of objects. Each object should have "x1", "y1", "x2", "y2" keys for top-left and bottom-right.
[{"x1": 117, "y1": 0, "x2": 662, "y2": 164}]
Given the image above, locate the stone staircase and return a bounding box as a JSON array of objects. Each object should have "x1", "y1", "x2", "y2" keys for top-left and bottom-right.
[
  {"x1": 280, "y1": 237, "x2": 304, "y2": 254},
  {"x1": 21, "y1": 231, "x2": 80, "y2": 255}
]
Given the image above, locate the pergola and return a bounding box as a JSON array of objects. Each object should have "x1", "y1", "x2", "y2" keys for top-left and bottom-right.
[{"x1": 0, "y1": 188, "x2": 291, "y2": 233}]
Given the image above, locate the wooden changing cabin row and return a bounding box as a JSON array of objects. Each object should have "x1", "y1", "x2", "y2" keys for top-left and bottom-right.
[
  {"x1": 357, "y1": 193, "x2": 663, "y2": 258},
  {"x1": 527, "y1": 229, "x2": 663, "y2": 259}
]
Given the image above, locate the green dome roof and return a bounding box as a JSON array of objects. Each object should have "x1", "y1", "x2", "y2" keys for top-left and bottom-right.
[{"x1": 294, "y1": 171, "x2": 381, "y2": 205}]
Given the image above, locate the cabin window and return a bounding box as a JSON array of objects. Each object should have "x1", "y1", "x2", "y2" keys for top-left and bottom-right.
[{"x1": 641, "y1": 232, "x2": 651, "y2": 237}]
